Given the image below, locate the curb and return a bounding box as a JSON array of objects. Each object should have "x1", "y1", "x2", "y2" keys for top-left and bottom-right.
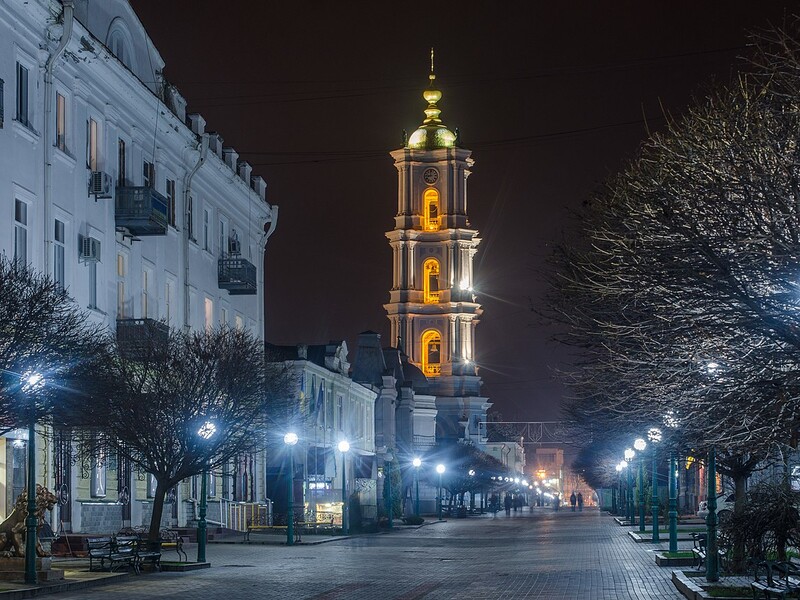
[{"x1": 0, "y1": 572, "x2": 128, "y2": 599}]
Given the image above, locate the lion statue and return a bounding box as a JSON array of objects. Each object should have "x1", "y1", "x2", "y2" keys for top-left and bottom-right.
[{"x1": 0, "y1": 485, "x2": 57, "y2": 557}]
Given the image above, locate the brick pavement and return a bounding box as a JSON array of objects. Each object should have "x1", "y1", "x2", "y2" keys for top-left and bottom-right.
[{"x1": 50, "y1": 507, "x2": 688, "y2": 599}]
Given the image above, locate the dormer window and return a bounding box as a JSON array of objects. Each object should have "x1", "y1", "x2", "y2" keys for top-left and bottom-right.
[{"x1": 106, "y1": 19, "x2": 136, "y2": 71}]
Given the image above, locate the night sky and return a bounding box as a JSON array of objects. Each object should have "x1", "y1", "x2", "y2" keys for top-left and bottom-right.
[{"x1": 130, "y1": 1, "x2": 798, "y2": 422}]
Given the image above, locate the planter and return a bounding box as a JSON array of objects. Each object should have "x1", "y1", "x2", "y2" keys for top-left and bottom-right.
[{"x1": 655, "y1": 554, "x2": 696, "y2": 567}]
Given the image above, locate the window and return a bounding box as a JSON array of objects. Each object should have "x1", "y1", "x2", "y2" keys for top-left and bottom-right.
[
  {"x1": 187, "y1": 196, "x2": 194, "y2": 240},
  {"x1": 220, "y1": 306, "x2": 228, "y2": 326},
  {"x1": 166, "y1": 178, "x2": 176, "y2": 226},
  {"x1": 424, "y1": 188, "x2": 440, "y2": 231},
  {"x1": 88, "y1": 260, "x2": 98, "y2": 309},
  {"x1": 14, "y1": 199, "x2": 27, "y2": 265},
  {"x1": 55, "y1": 93, "x2": 66, "y2": 151},
  {"x1": 143, "y1": 160, "x2": 154, "y2": 188},
  {"x1": 421, "y1": 329, "x2": 442, "y2": 377},
  {"x1": 117, "y1": 253, "x2": 128, "y2": 318},
  {"x1": 203, "y1": 209, "x2": 210, "y2": 250},
  {"x1": 235, "y1": 314, "x2": 243, "y2": 330},
  {"x1": 53, "y1": 219, "x2": 65, "y2": 291},
  {"x1": 218, "y1": 218, "x2": 226, "y2": 257},
  {"x1": 15, "y1": 62, "x2": 29, "y2": 127},
  {"x1": 91, "y1": 447, "x2": 107, "y2": 498},
  {"x1": 142, "y1": 267, "x2": 153, "y2": 319},
  {"x1": 117, "y1": 139, "x2": 126, "y2": 186},
  {"x1": 165, "y1": 279, "x2": 176, "y2": 326},
  {"x1": 86, "y1": 118, "x2": 98, "y2": 170},
  {"x1": 147, "y1": 474, "x2": 157, "y2": 498},
  {"x1": 204, "y1": 297, "x2": 213, "y2": 330},
  {"x1": 337, "y1": 395, "x2": 344, "y2": 432},
  {"x1": 423, "y1": 258, "x2": 440, "y2": 303},
  {"x1": 0, "y1": 78, "x2": 5, "y2": 128}
]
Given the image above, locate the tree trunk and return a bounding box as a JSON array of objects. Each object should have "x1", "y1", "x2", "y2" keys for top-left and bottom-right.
[
  {"x1": 730, "y1": 472, "x2": 748, "y2": 572},
  {"x1": 148, "y1": 480, "x2": 170, "y2": 543}
]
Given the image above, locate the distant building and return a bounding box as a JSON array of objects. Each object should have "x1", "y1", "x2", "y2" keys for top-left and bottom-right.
[
  {"x1": 266, "y1": 341, "x2": 378, "y2": 525},
  {"x1": 0, "y1": 0, "x2": 276, "y2": 532}
]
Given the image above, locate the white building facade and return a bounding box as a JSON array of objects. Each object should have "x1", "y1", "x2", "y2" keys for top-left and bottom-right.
[
  {"x1": 0, "y1": 0, "x2": 277, "y2": 532},
  {"x1": 267, "y1": 342, "x2": 378, "y2": 526}
]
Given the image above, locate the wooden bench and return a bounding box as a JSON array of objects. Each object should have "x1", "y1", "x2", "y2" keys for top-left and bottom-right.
[
  {"x1": 118, "y1": 527, "x2": 186, "y2": 563},
  {"x1": 691, "y1": 532, "x2": 730, "y2": 572},
  {"x1": 245, "y1": 516, "x2": 291, "y2": 542},
  {"x1": 88, "y1": 536, "x2": 136, "y2": 572},
  {"x1": 752, "y1": 560, "x2": 800, "y2": 599}
]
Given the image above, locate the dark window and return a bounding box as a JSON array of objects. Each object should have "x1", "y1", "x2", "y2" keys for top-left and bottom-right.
[
  {"x1": 15, "y1": 63, "x2": 28, "y2": 127},
  {"x1": 166, "y1": 179, "x2": 176, "y2": 226},
  {"x1": 117, "y1": 139, "x2": 126, "y2": 186}
]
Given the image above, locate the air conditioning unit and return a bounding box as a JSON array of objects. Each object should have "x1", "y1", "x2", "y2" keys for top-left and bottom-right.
[
  {"x1": 228, "y1": 236, "x2": 241, "y2": 256},
  {"x1": 78, "y1": 235, "x2": 101, "y2": 262},
  {"x1": 88, "y1": 171, "x2": 112, "y2": 198}
]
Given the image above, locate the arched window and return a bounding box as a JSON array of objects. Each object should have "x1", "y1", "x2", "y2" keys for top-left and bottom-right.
[
  {"x1": 421, "y1": 329, "x2": 442, "y2": 377},
  {"x1": 423, "y1": 258, "x2": 440, "y2": 303},
  {"x1": 106, "y1": 19, "x2": 136, "y2": 71},
  {"x1": 423, "y1": 189, "x2": 440, "y2": 231}
]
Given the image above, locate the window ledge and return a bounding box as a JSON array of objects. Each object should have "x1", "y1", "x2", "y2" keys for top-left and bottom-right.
[
  {"x1": 53, "y1": 145, "x2": 77, "y2": 167},
  {"x1": 12, "y1": 119, "x2": 39, "y2": 143}
]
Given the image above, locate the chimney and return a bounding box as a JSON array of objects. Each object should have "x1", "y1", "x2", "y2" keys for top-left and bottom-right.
[
  {"x1": 223, "y1": 148, "x2": 239, "y2": 171},
  {"x1": 237, "y1": 161, "x2": 252, "y2": 184},
  {"x1": 252, "y1": 175, "x2": 267, "y2": 200}
]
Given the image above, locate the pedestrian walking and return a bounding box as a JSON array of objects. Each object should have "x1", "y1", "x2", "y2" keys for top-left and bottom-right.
[
  {"x1": 577, "y1": 492, "x2": 584, "y2": 511},
  {"x1": 504, "y1": 493, "x2": 512, "y2": 516},
  {"x1": 553, "y1": 494, "x2": 560, "y2": 511},
  {"x1": 569, "y1": 492, "x2": 577, "y2": 512}
]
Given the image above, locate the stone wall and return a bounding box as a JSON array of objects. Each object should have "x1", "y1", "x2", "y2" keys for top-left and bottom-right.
[
  {"x1": 140, "y1": 501, "x2": 175, "y2": 529},
  {"x1": 79, "y1": 503, "x2": 123, "y2": 533}
]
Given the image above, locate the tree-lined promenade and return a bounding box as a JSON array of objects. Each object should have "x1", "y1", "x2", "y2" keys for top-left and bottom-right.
[{"x1": 548, "y1": 20, "x2": 800, "y2": 573}]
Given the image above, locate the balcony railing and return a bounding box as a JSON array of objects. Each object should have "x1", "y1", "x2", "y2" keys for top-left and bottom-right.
[
  {"x1": 115, "y1": 186, "x2": 169, "y2": 236},
  {"x1": 218, "y1": 257, "x2": 257, "y2": 295},
  {"x1": 424, "y1": 363, "x2": 441, "y2": 377},
  {"x1": 116, "y1": 318, "x2": 169, "y2": 359}
]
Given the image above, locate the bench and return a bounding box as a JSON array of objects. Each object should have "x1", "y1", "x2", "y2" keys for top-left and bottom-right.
[
  {"x1": 118, "y1": 527, "x2": 186, "y2": 563},
  {"x1": 752, "y1": 560, "x2": 800, "y2": 599},
  {"x1": 245, "y1": 515, "x2": 292, "y2": 542},
  {"x1": 691, "y1": 532, "x2": 730, "y2": 572},
  {"x1": 88, "y1": 536, "x2": 136, "y2": 572}
]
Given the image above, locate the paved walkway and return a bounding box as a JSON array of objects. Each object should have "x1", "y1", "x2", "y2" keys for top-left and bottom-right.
[{"x1": 48, "y1": 508, "x2": 686, "y2": 599}]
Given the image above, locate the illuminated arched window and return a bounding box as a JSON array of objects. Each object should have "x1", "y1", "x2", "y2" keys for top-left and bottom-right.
[
  {"x1": 423, "y1": 258, "x2": 440, "y2": 303},
  {"x1": 421, "y1": 329, "x2": 442, "y2": 377},
  {"x1": 423, "y1": 189, "x2": 440, "y2": 231}
]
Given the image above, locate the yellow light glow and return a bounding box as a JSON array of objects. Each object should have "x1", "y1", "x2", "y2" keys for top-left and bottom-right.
[
  {"x1": 423, "y1": 188, "x2": 440, "y2": 231},
  {"x1": 421, "y1": 329, "x2": 442, "y2": 377},
  {"x1": 423, "y1": 258, "x2": 440, "y2": 303}
]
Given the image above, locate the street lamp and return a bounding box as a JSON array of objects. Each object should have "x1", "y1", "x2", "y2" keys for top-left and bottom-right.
[
  {"x1": 647, "y1": 427, "x2": 662, "y2": 542},
  {"x1": 614, "y1": 462, "x2": 623, "y2": 515},
  {"x1": 412, "y1": 458, "x2": 421, "y2": 518},
  {"x1": 436, "y1": 464, "x2": 446, "y2": 520},
  {"x1": 384, "y1": 450, "x2": 394, "y2": 530},
  {"x1": 284, "y1": 432, "x2": 298, "y2": 546},
  {"x1": 633, "y1": 438, "x2": 647, "y2": 532},
  {"x1": 624, "y1": 448, "x2": 635, "y2": 524},
  {"x1": 196, "y1": 420, "x2": 217, "y2": 563},
  {"x1": 22, "y1": 371, "x2": 44, "y2": 584},
  {"x1": 338, "y1": 440, "x2": 350, "y2": 535}
]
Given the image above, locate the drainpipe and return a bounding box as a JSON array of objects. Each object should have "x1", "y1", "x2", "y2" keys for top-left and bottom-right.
[
  {"x1": 43, "y1": 1, "x2": 74, "y2": 274},
  {"x1": 260, "y1": 205, "x2": 278, "y2": 339},
  {"x1": 182, "y1": 134, "x2": 208, "y2": 331}
]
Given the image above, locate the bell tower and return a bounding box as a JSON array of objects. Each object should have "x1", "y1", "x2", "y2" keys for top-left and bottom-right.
[{"x1": 384, "y1": 52, "x2": 490, "y2": 443}]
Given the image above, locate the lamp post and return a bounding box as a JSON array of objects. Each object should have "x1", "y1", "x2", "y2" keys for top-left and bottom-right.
[
  {"x1": 384, "y1": 451, "x2": 393, "y2": 530},
  {"x1": 669, "y1": 452, "x2": 678, "y2": 553},
  {"x1": 706, "y1": 447, "x2": 719, "y2": 582},
  {"x1": 338, "y1": 440, "x2": 350, "y2": 535},
  {"x1": 634, "y1": 438, "x2": 647, "y2": 532},
  {"x1": 22, "y1": 372, "x2": 43, "y2": 584},
  {"x1": 648, "y1": 427, "x2": 662, "y2": 543},
  {"x1": 412, "y1": 458, "x2": 421, "y2": 518},
  {"x1": 436, "y1": 464, "x2": 445, "y2": 520},
  {"x1": 284, "y1": 432, "x2": 298, "y2": 546},
  {"x1": 624, "y1": 448, "x2": 635, "y2": 525},
  {"x1": 196, "y1": 420, "x2": 217, "y2": 563},
  {"x1": 614, "y1": 463, "x2": 623, "y2": 515}
]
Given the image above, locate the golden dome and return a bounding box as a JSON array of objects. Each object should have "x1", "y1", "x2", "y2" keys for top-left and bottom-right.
[{"x1": 407, "y1": 50, "x2": 456, "y2": 150}]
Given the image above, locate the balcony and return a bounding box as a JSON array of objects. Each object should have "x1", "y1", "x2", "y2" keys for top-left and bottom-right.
[
  {"x1": 115, "y1": 186, "x2": 169, "y2": 236},
  {"x1": 218, "y1": 257, "x2": 257, "y2": 295},
  {"x1": 116, "y1": 318, "x2": 169, "y2": 359}
]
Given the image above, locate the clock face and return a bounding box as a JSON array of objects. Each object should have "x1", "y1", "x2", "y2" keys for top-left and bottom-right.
[{"x1": 423, "y1": 168, "x2": 439, "y2": 185}]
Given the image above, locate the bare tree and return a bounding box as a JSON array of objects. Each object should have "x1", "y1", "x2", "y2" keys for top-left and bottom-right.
[
  {"x1": 0, "y1": 256, "x2": 106, "y2": 431},
  {"x1": 547, "y1": 22, "x2": 800, "y2": 493},
  {"x1": 89, "y1": 326, "x2": 290, "y2": 541}
]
